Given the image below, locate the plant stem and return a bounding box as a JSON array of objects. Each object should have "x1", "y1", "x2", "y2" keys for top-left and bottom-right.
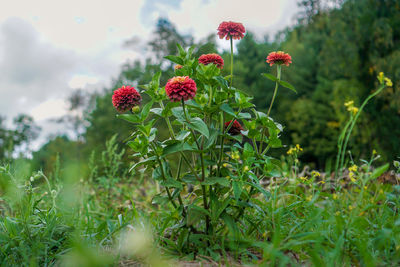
[
  {"x1": 267, "y1": 65, "x2": 281, "y2": 117},
  {"x1": 230, "y1": 37, "x2": 234, "y2": 88},
  {"x1": 182, "y1": 99, "x2": 210, "y2": 232},
  {"x1": 338, "y1": 84, "x2": 385, "y2": 177},
  {"x1": 151, "y1": 143, "x2": 177, "y2": 209},
  {"x1": 159, "y1": 101, "x2": 175, "y2": 139},
  {"x1": 260, "y1": 65, "x2": 281, "y2": 154},
  {"x1": 334, "y1": 117, "x2": 353, "y2": 180}
]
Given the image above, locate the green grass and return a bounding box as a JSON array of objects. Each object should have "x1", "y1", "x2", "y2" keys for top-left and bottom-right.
[{"x1": 1, "y1": 148, "x2": 399, "y2": 266}]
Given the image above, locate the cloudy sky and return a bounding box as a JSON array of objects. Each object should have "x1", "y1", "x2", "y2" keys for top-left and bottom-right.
[{"x1": 0, "y1": 0, "x2": 299, "y2": 148}]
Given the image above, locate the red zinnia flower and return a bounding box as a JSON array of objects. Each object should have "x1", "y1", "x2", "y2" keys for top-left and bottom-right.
[
  {"x1": 198, "y1": 53, "x2": 224, "y2": 69},
  {"x1": 217, "y1": 21, "x2": 245, "y2": 40},
  {"x1": 266, "y1": 51, "x2": 292, "y2": 67},
  {"x1": 224, "y1": 120, "x2": 244, "y2": 135},
  {"x1": 112, "y1": 85, "x2": 141, "y2": 113},
  {"x1": 165, "y1": 76, "x2": 197, "y2": 102}
]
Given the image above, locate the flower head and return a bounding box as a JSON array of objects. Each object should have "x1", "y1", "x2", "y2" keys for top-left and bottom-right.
[
  {"x1": 165, "y1": 76, "x2": 197, "y2": 102},
  {"x1": 311, "y1": 171, "x2": 321, "y2": 177},
  {"x1": 112, "y1": 86, "x2": 141, "y2": 112},
  {"x1": 174, "y1": 64, "x2": 183, "y2": 70},
  {"x1": 348, "y1": 165, "x2": 358, "y2": 172},
  {"x1": 287, "y1": 144, "x2": 303, "y2": 155},
  {"x1": 344, "y1": 100, "x2": 359, "y2": 115},
  {"x1": 224, "y1": 120, "x2": 244, "y2": 135},
  {"x1": 198, "y1": 53, "x2": 224, "y2": 69},
  {"x1": 266, "y1": 51, "x2": 292, "y2": 66},
  {"x1": 217, "y1": 21, "x2": 245, "y2": 40},
  {"x1": 384, "y1": 77, "x2": 393, "y2": 87}
]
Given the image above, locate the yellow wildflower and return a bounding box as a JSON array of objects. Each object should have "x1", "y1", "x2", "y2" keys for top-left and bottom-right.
[
  {"x1": 348, "y1": 165, "x2": 358, "y2": 172},
  {"x1": 364, "y1": 186, "x2": 368, "y2": 190},
  {"x1": 311, "y1": 171, "x2": 321, "y2": 177},
  {"x1": 296, "y1": 144, "x2": 303, "y2": 151},
  {"x1": 223, "y1": 163, "x2": 229, "y2": 168},
  {"x1": 231, "y1": 151, "x2": 240, "y2": 160},
  {"x1": 332, "y1": 193, "x2": 338, "y2": 200},
  {"x1": 287, "y1": 144, "x2": 303, "y2": 155},
  {"x1": 243, "y1": 166, "x2": 250, "y2": 172},
  {"x1": 306, "y1": 195, "x2": 312, "y2": 202},
  {"x1": 378, "y1": 72, "x2": 384, "y2": 83},
  {"x1": 344, "y1": 100, "x2": 354, "y2": 107},
  {"x1": 372, "y1": 149, "x2": 377, "y2": 155},
  {"x1": 349, "y1": 106, "x2": 358, "y2": 115},
  {"x1": 349, "y1": 172, "x2": 356, "y2": 182},
  {"x1": 299, "y1": 176, "x2": 308, "y2": 182},
  {"x1": 318, "y1": 180, "x2": 325, "y2": 184},
  {"x1": 384, "y1": 77, "x2": 393, "y2": 87},
  {"x1": 349, "y1": 205, "x2": 354, "y2": 211}
]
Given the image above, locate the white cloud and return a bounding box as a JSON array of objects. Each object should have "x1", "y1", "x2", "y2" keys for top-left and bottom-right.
[
  {"x1": 0, "y1": 0, "x2": 298, "y2": 149},
  {"x1": 68, "y1": 75, "x2": 99, "y2": 89}
]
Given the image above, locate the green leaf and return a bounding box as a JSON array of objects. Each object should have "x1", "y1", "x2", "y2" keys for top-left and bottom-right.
[
  {"x1": 140, "y1": 101, "x2": 153, "y2": 121},
  {"x1": 262, "y1": 73, "x2": 279, "y2": 82},
  {"x1": 279, "y1": 80, "x2": 297, "y2": 93},
  {"x1": 221, "y1": 213, "x2": 239, "y2": 238},
  {"x1": 204, "y1": 128, "x2": 219, "y2": 149},
  {"x1": 238, "y1": 112, "x2": 251, "y2": 119},
  {"x1": 162, "y1": 142, "x2": 194, "y2": 156},
  {"x1": 129, "y1": 156, "x2": 156, "y2": 172},
  {"x1": 368, "y1": 163, "x2": 389, "y2": 181},
  {"x1": 220, "y1": 103, "x2": 236, "y2": 118},
  {"x1": 171, "y1": 107, "x2": 186, "y2": 121},
  {"x1": 213, "y1": 76, "x2": 229, "y2": 90},
  {"x1": 187, "y1": 205, "x2": 210, "y2": 226},
  {"x1": 175, "y1": 130, "x2": 190, "y2": 141},
  {"x1": 164, "y1": 55, "x2": 184, "y2": 65},
  {"x1": 176, "y1": 43, "x2": 186, "y2": 57},
  {"x1": 150, "y1": 108, "x2": 163, "y2": 116},
  {"x1": 214, "y1": 197, "x2": 231, "y2": 221},
  {"x1": 232, "y1": 180, "x2": 243, "y2": 202},
  {"x1": 185, "y1": 117, "x2": 209, "y2": 139},
  {"x1": 201, "y1": 177, "x2": 230, "y2": 187},
  {"x1": 151, "y1": 71, "x2": 162, "y2": 89},
  {"x1": 152, "y1": 194, "x2": 169, "y2": 205},
  {"x1": 117, "y1": 113, "x2": 142, "y2": 124},
  {"x1": 161, "y1": 178, "x2": 182, "y2": 189}
]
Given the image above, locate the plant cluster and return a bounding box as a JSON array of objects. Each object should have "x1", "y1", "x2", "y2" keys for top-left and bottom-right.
[{"x1": 113, "y1": 21, "x2": 298, "y2": 255}]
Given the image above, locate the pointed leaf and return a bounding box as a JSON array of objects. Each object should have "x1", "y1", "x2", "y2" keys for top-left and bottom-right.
[
  {"x1": 262, "y1": 73, "x2": 278, "y2": 82},
  {"x1": 279, "y1": 80, "x2": 297, "y2": 93},
  {"x1": 186, "y1": 117, "x2": 209, "y2": 138}
]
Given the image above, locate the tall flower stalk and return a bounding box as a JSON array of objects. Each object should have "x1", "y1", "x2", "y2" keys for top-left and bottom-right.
[{"x1": 334, "y1": 73, "x2": 392, "y2": 180}]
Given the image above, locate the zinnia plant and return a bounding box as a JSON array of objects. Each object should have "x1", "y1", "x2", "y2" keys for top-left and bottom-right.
[{"x1": 114, "y1": 23, "x2": 290, "y2": 256}]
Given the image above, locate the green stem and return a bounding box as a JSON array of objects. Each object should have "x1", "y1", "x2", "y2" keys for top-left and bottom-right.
[
  {"x1": 260, "y1": 65, "x2": 281, "y2": 154},
  {"x1": 159, "y1": 101, "x2": 175, "y2": 139},
  {"x1": 230, "y1": 37, "x2": 234, "y2": 88},
  {"x1": 151, "y1": 143, "x2": 177, "y2": 209},
  {"x1": 334, "y1": 117, "x2": 353, "y2": 180},
  {"x1": 182, "y1": 99, "x2": 210, "y2": 232},
  {"x1": 338, "y1": 84, "x2": 385, "y2": 176},
  {"x1": 267, "y1": 65, "x2": 281, "y2": 117}
]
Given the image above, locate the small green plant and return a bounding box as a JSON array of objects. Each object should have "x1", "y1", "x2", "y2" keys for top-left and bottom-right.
[{"x1": 335, "y1": 72, "x2": 393, "y2": 183}]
